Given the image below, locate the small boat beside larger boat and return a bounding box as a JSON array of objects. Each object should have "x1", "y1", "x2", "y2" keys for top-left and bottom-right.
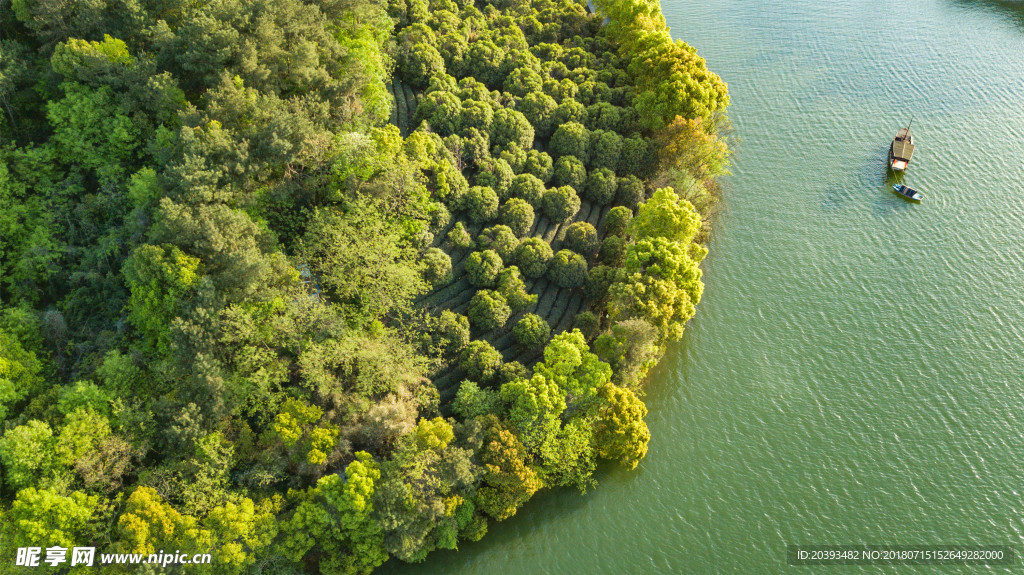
[
  {"x1": 892, "y1": 183, "x2": 923, "y2": 202},
  {"x1": 889, "y1": 120, "x2": 915, "y2": 171}
]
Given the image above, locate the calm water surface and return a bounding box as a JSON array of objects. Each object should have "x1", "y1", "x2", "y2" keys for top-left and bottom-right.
[{"x1": 390, "y1": 1, "x2": 1024, "y2": 572}]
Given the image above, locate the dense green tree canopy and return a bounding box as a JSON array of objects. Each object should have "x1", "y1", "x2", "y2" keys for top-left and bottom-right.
[{"x1": 0, "y1": 0, "x2": 726, "y2": 568}]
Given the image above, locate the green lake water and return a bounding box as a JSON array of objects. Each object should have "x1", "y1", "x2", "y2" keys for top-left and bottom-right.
[{"x1": 388, "y1": 1, "x2": 1024, "y2": 572}]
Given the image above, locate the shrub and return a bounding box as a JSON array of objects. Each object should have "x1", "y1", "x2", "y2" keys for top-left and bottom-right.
[
  {"x1": 447, "y1": 221, "x2": 475, "y2": 249},
  {"x1": 599, "y1": 235, "x2": 627, "y2": 266},
  {"x1": 549, "y1": 121, "x2": 590, "y2": 164},
  {"x1": 514, "y1": 237, "x2": 554, "y2": 279},
  {"x1": 572, "y1": 311, "x2": 600, "y2": 341},
  {"x1": 499, "y1": 198, "x2": 535, "y2": 237},
  {"x1": 552, "y1": 155, "x2": 586, "y2": 191},
  {"x1": 468, "y1": 290, "x2": 511, "y2": 331},
  {"x1": 466, "y1": 250, "x2": 504, "y2": 287},
  {"x1": 460, "y1": 340, "x2": 504, "y2": 383},
  {"x1": 615, "y1": 175, "x2": 645, "y2": 210},
  {"x1": 509, "y1": 173, "x2": 546, "y2": 208},
  {"x1": 603, "y1": 206, "x2": 633, "y2": 237},
  {"x1": 523, "y1": 149, "x2": 553, "y2": 183},
  {"x1": 548, "y1": 250, "x2": 588, "y2": 288},
  {"x1": 423, "y1": 247, "x2": 453, "y2": 285},
  {"x1": 513, "y1": 314, "x2": 551, "y2": 348},
  {"x1": 585, "y1": 168, "x2": 617, "y2": 205},
  {"x1": 476, "y1": 226, "x2": 519, "y2": 263},
  {"x1": 563, "y1": 222, "x2": 599, "y2": 257},
  {"x1": 461, "y1": 185, "x2": 500, "y2": 223},
  {"x1": 541, "y1": 186, "x2": 581, "y2": 222}
]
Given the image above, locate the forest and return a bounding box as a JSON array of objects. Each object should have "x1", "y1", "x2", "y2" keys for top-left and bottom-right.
[{"x1": 0, "y1": 0, "x2": 728, "y2": 572}]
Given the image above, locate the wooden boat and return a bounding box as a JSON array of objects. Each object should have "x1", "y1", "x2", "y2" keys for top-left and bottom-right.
[
  {"x1": 888, "y1": 120, "x2": 915, "y2": 171},
  {"x1": 892, "y1": 183, "x2": 923, "y2": 202}
]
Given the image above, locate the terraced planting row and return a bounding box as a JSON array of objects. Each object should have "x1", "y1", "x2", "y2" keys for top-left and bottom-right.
[{"x1": 390, "y1": 79, "x2": 419, "y2": 136}]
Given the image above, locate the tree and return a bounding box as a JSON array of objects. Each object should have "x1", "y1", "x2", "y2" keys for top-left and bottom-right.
[
  {"x1": 490, "y1": 108, "x2": 534, "y2": 151},
  {"x1": 585, "y1": 168, "x2": 617, "y2": 205},
  {"x1": 548, "y1": 121, "x2": 590, "y2": 164},
  {"x1": 0, "y1": 420, "x2": 58, "y2": 490},
  {"x1": 563, "y1": 222, "x2": 600, "y2": 257},
  {"x1": 548, "y1": 250, "x2": 588, "y2": 289},
  {"x1": 494, "y1": 267, "x2": 536, "y2": 311},
  {"x1": 475, "y1": 158, "x2": 514, "y2": 199},
  {"x1": 0, "y1": 330, "x2": 44, "y2": 423},
  {"x1": 572, "y1": 311, "x2": 601, "y2": 341},
  {"x1": 278, "y1": 452, "x2": 387, "y2": 574},
  {"x1": 508, "y1": 173, "x2": 546, "y2": 208},
  {"x1": 431, "y1": 310, "x2": 471, "y2": 358},
  {"x1": 516, "y1": 92, "x2": 557, "y2": 139},
  {"x1": 466, "y1": 250, "x2": 504, "y2": 287},
  {"x1": 599, "y1": 235, "x2": 628, "y2": 266},
  {"x1": 475, "y1": 417, "x2": 543, "y2": 521},
  {"x1": 467, "y1": 290, "x2": 511, "y2": 332},
  {"x1": 589, "y1": 129, "x2": 623, "y2": 171},
  {"x1": 403, "y1": 43, "x2": 446, "y2": 89},
  {"x1": 423, "y1": 247, "x2": 453, "y2": 286},
  {"x1": 656, "y1": 116, "x2": 730, "y2": 181},
  {"x1": 460, "y1": 341, "x2": 504, "y2": 384},
  {"x1": 604, "y1": 205, "x2": 634, "y2": 237},
  {"x1": 514, "y1": 238, "x2": 554, "y2": 279},
  {"x1": 593, "y1": 383, "x2": 650, "y2": 469},
  {"x1": 415, "y1": 90, "x2": 461, "y2": 135},
  {"x1": 513, "y1": 314, "x2": 550, "y2": 349},
  {"x1": 1, "y1": 488, "x2": 100, "y2": 550},
  {"x1": 122, "y1": 244, "x2": 201, "y2": 353},
  {"x1": 594, "y1": 318, "x2": 662, "y2": 387},
  {"x1": 447, "y1": 221, "x2": 475, "y2": 249},
  {"x1": 532, "y1": 330, "x2": 613, "y2": 403},
  {"x1": 552, "y1": 155, "x2": 587, "y2": 191},
  {"x1": 615, "y1": 175, "x2": 646, "y2": 209},
  {"x1": 500, "y1": 373, "x2": 565, "y2": 453},
  {"x1": 538, "y1": 417, "x2": 597, "y2": 493},
  {"x1": 453, "y1": 381, "x2": 502, "y2": 419},
  {"x1": 116, "y1": 486, "x2": 209, "y2": 557},
  {"x1": 499, "y1": 198, "x2": 535, "y2": 237},
  {"x1": 460, "y1": 186, "x2": 500, "y2": 223},
  {"x1": 541, "y1": 186, "x2": 581, "y2": 222},
  {"x1": 522, "y1": 150, "x2": 553, "y2": 183},
  {"x1": 631, "y1": 187, "x2": 702, "y2": 244},
  {"x1": 476, "y1": 226, "x2": 520, "y2": 264},
  {"x1": 607, "y1": 236, "x2": 703, "y2": 343},
  {"x1": 47, "y1": 82, "x2": 141, "y2": 183},
  {"x1": 302, "y1": 204, "x2": 427, "y2": 323}
]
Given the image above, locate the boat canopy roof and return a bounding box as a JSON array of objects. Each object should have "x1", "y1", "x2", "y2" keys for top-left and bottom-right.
[{"x1": 892, "y1": 138, "x2": 915, "y2": 160}]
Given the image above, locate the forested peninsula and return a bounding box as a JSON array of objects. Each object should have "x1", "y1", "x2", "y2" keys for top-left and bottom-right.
[{"x1": 0, "y1": 0, "x2": 728, "y2": 572}]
